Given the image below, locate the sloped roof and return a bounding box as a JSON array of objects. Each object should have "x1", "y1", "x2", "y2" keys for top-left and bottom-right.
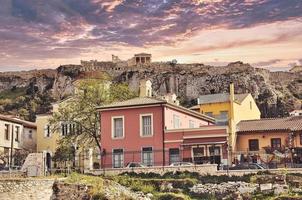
[
  {"x1": 0, "y1": 114, "x2": 36, "y2": 128},
  {"x1": 97, "y1": 97, "x2": 215, "y2": 123},
  {"x1": 97, "y1": 97, "x2": 166, "y2": 109},
  {"x1": 237, "y1": 116, "x2": 302, "y2": 133},
  {"x1": 134, "y1": 53, "x2": 151, "y2": 56},
  {"x1": 198, "y1": 93, "x2": 249, "y2": 104}
]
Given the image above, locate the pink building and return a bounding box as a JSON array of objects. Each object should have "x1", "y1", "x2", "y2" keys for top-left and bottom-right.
[{"x1": 98, "y1": 96, "x2": 229, "y2": 169}]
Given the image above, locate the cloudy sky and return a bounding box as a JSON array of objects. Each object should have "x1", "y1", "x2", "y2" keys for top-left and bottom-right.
[{"x1": 0, "y1": 0, "x2": 302, "y2": 71}]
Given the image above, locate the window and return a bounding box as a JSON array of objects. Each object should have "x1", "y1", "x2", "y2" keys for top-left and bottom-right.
[
  {"x1": 189, "y1": 120, "x2": 194, "y2": 128},
  {"x1": 169, "y1": 148, "x2": 180, "y2": 164},
  {"x1": 4, "y1": 124, "x2": 9, "y2": 140},
  {"x1": 44, "y1": 124, "x2": 51, "y2": 137},
  {"x1": 271, "y1": 138, "x2": 281, "y2": 149},
  {"x1": 15, "y1": 126, "x2": 20, "y2": 142},
  {"x1": 217, "y1": 111, "x2": 229, "y2": 125},
  {"x1": 142, "y1": 147, "x2": 153, "y2": 166},
  {"x1": 112, "y1": 117, "x2": 124, "y2": 138},
  {"x1": 112, "y1": 149, "x2": 124, "y2": 168},
  {"x1": 209, "y1": 146, "x2": 221, "y2": 156},
  {"x1": 140, "y1": 114, "x2": 152, "y2": 136},
  {"x1": 173, "y1": 115, "x2": 180, "y2": 129},
  {"x1": 193, "y1": 147, "x2": 204, "y2": 157},
  {"x1": 61, "y1": 123, "x2": 78, "y2": 136},
  {"x1": 28, "y1": 130, "x2": 33, "y2": 139},
  {"x1": 250, "y1": 101, "x2": 252, "y2": 110},
  {"x1": 248, "y1": 139, "x2": 259, "y2": 151},
  {"x1": 205, "y1": 112, "x2": 213, "y2": 117},
  {"x1": 220, "y1": 111, "x2": 228, "y2": 120}
]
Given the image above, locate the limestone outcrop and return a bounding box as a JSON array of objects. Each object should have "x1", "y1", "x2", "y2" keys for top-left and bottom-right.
[{"x1": 0, "y1": 61, "x2": 301, "y2": 120}]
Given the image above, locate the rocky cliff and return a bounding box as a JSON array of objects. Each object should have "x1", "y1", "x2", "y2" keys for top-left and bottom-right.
[{"x1": 0, "y1": 61, "x2": 301, "y2": 121}]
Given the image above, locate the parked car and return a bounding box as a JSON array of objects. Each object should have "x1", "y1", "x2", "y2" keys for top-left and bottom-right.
[
  {"x1": 169, "y1": 162, "x2": 194, "y2": 167},
  {"x1": 126, "y1": 162, "x2": 146, "y2": 168},
  {"x1": 228, "y1": 163, "x2": 267, "y2": 170}
]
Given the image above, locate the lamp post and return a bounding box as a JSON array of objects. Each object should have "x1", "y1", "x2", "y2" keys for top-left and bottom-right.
[{"x1": 72, "y1": 142, "x2": 77, "y2": 169}]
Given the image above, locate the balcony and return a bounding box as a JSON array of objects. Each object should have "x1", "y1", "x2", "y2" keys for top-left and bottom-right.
[{"x1": 211, "y1": 115, "x2": 229, "y2": 126}]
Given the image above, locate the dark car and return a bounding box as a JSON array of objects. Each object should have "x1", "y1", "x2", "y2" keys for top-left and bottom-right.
[
  {"x1": 126, "y1": 162, "x2": 146, "y2": 168},
  {"x1": 228, "y1": 163, "x2": 267, "y2": 170}
]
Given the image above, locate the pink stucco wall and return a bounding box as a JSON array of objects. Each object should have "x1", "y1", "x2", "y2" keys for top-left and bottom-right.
[
  {"x1": 164, "y1": 107, "x2": 210, "y2": 130},
  {"x1": 100, "y1": 105, "x2": 164, "y2": 168},
  {"x1": 100, "y1": 104, "x2": 218, "y2": 168}
]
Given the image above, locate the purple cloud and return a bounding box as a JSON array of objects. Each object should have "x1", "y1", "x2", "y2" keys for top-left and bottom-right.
[{"x1": 0, "y1": 0, "x2": 302, "y2": 68}]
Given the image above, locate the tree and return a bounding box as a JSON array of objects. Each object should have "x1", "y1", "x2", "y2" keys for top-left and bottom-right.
[
  {"x1": 52, "y1": 144, "x2": 75, "y2": 165},
  {"x1": 50, "y1": 79, "x2": 137, "y2": 152}
]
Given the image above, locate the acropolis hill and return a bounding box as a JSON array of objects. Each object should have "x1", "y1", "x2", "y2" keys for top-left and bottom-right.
[{"x1": 0, "y1": 54, "x2": 301, "y2": 121}]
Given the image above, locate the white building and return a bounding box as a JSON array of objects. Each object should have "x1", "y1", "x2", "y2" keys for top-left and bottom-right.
[{"x1": 0, "y1": 115, "x2": 36, "y2": 167}]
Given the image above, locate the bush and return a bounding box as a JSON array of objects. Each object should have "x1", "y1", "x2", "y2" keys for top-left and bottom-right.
[{"x1": 93, "y1": 162, "x2": 100, "y2": 169}]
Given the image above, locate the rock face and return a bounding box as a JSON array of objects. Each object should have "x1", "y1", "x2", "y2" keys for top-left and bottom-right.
[{"x1": 0, "y1": 61, "x2": 301, "y2": 119}]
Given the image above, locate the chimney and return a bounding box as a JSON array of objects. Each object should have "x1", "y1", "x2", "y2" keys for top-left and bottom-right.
[
  {"x1": 230, "y1": 82, "x2": 235, "y2": 102},
  {"x1": 139, "y1": 80, "x2": 152, "y2": 97}
]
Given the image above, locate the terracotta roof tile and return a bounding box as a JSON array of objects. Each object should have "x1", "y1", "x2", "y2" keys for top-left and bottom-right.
[
  {"x1": 97, "y1": 97, "x2": 166, "y2": 109},
  {"x1": 237, "y1": 116, "x2": 302, "y2": 133}
]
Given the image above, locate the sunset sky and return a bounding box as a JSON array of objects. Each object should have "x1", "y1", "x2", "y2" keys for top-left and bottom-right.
[{"x1": 0, "y1": 0, "x2": 302, "y2": 71}]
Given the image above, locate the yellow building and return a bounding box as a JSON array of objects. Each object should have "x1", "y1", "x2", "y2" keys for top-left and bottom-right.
[
  {"x1": 191, "y1": 84, "x2": 261, "y2": 151},
  {"x1": 36, "y1": 79, "x2": 110, "y2": 170}
]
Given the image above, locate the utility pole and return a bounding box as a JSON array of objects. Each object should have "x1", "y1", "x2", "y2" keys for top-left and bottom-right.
[{"x1": 9, "y1": 126, "x2": 14, "y2": 169}]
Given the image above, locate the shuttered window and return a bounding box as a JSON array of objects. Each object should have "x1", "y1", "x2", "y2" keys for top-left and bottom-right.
[
  {"x1": 44, "y1": 124, "x2": 51, "y2": 137},
  {"x1": 142, "y1": 147, "x2": 153, "y2": 166},
  {"x1": 113, "y1": 149, "x2": 124, "y2": 168},
  {"x1": 141, "y1": 115, "x2": 152, "y2": 136},
  {"x1": 113, "y1": 117, "x2": 124, "y2": 138}
]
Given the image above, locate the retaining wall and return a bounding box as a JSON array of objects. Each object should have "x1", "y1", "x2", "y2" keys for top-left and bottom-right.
[
  {"x1": 87, "y1": 164, "x2": 218, "y2": 176},
  {"x1": 0, "y1": 179, "x2": 55, "y2": 200}
]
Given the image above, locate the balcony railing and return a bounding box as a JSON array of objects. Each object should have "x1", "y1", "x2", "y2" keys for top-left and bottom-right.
[{"x1": 211, "y1": 115, "x2": 229, "y2": 125}]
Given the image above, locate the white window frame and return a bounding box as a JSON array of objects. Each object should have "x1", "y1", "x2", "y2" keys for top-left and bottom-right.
[
  {"x1": 111, "y1": 116, "x2": 125, "y2": 139},
  {"x1": 189, "y1": 120, "x2": 195, "y2": 128},
  {"x1": 140, "y1": 113, "x2": 153, "y2": 137},
  {"x1": 173, "y1": 114, "x2": 180, "y2": 129},
  {"x1": 15, "y1": 125, "x2": 20, "y2": 142},
  {"x1": 141, "y1": 146, "x2": 154, "y2": 166},
  {"x1": 44, "y1": 124, "x2": 51, "y2": 138},
  {"x1": 4, "y1": 124, "x2": 10, "y2": 140},
  {"x1": 112, "y1": 148, "x2": 124, "y2": 168}
]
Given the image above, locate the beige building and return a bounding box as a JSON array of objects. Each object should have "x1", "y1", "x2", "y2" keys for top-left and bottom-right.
[
  {"x1": 36, "y1": 80, "x2": 107, "y2": 170},
  {"x1": 236, "y1": 116, "x2": 302, "y2": 166},
  {"x1": 0, "y1": 115, "x2": 36, "y2": 167}
]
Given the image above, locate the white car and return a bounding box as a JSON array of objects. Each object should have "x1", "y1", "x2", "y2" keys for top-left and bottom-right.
[
  {"x1": 169, "y1": 162, "x2": 194, "y2": 167},
  {"x1": 126, "y1": 162, "x2": 146, "y2": 168}
]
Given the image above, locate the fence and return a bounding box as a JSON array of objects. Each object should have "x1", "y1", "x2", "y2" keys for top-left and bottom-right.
[{"x1": 232, "y1": 149, "x2": 302, "y2": 168}]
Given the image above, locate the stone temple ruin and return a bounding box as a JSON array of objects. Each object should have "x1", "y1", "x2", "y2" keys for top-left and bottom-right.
[{"x1": 79, "y1": 53, "x2": 152, "y2": 72}]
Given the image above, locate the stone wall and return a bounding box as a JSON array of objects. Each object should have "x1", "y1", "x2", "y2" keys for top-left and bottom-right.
[
  {"x1": 0, "y1": 171, "x2": 26, "y2": 179},
  {"x1": 87, "y1": 164, "x2": 218, "y2": 176},
  {"x1": 0, "y1": 179, "x2": 54, "y2": 200},
  {"x1": 52, "y1": 182, "x2": 92, "y2": 200},
  {"x1": 21, "y1": 153, "x2": 44, "y2": 176}
]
